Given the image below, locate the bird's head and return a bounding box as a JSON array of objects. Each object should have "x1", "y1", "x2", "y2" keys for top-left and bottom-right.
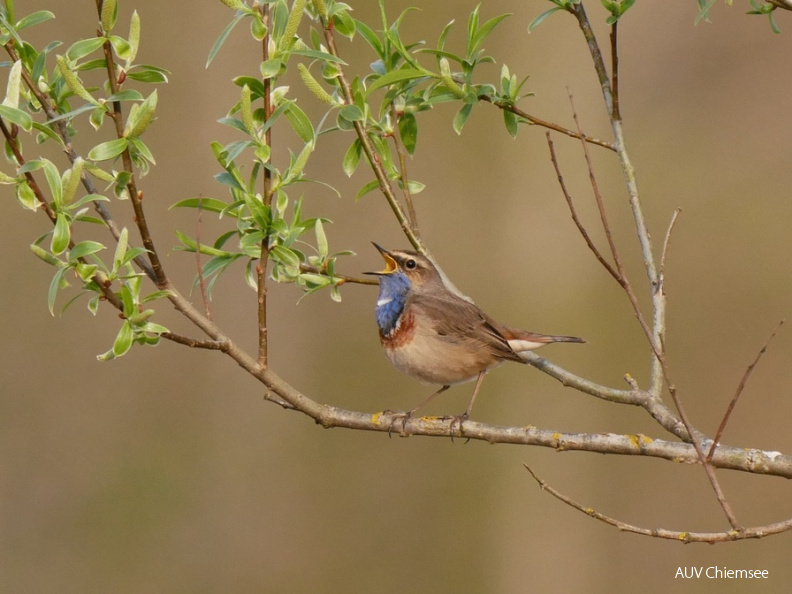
[{"x1": 364, "y1": 243, "x2": 442, "y2": 292}]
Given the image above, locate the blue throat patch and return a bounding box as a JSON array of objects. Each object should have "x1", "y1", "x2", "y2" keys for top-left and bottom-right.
[{"x1": 375, "y1": 272, "x2": 410, "y2": 335}]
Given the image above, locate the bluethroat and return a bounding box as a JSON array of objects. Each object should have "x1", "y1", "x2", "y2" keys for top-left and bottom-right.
[{"x1": 365, "y1": 243, "x2": 585, "y2": 426}]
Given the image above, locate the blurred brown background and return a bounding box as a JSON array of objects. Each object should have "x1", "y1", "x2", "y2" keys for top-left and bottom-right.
[{"x1": 2, "y1": 1, "x2": 792, "y2": 592}]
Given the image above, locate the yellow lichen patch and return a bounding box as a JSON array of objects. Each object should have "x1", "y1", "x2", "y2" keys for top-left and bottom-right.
[{"x1": 371, "y1": 412, "x2": 382, "y2": 425}]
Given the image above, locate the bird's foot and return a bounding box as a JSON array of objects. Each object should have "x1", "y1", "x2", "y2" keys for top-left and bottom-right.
[
  {"x1": 447, "y1": 412, "x2": 470, "y2": 443},
  {"x1": 383, "y1": 409, "x2": 414, "y2": 438}
]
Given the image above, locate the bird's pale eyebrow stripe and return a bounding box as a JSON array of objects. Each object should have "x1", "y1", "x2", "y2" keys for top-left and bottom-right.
[{"x1": 377, "y1": 297, "x2": 393, "y2": 307}]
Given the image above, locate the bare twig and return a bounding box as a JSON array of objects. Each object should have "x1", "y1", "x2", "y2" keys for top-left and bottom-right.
[
  {"x1": 298, "y1": 263, "x2": 378, "y2": 286},
  {"x1": 568, "y1": 92, "x2": 656, "y2": 349},
  {"x1": 707, "y1": 319, "x2": 785, "y2": 463},
  {"x1": 610, "y1": 22, "x2": 620, "y2": 121},
  {"x1": 569, "y1": 3, "x2": 741, "y2": 531},
  {"x1": 545, "y1": 132, "x2": 620, "y2": 283},
  {"x1": 479, "y1": 96, "x2": 616, "y2": 151},
  {"x1": 524, "y1": 465, "x2": 792, "y2": 543},
  {"x1": 659, "y1": 208, "x2": 681, "y2": 278},
  {"x1": 162, "y1": 333, "x2": 229, "y2": 350}
]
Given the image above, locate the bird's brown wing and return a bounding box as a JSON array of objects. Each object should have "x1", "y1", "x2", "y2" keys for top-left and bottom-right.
[{"x1": 409, "y1": 291, "x2": 524, "y2": 363}]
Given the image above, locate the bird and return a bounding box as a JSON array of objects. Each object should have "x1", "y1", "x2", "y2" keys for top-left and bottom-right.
[{"x1": 365, "y1": 243, "x2": 585, "y2": 429}]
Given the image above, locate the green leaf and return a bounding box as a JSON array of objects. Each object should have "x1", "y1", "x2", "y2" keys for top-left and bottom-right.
[
  {"x1": 469, "y1": 13, "x2": 511, "y2": 56},
  {"x1": 113, "y1": 227, "x2": 129, "y2": 271},
  {"x1": 123, "y1": 89, "x2": 157, "y2": 138},
  {"x1": 339, "y1": 104, "x2": 364, "y2": 122},
  {"x1": 243, "y1": 193, "x2": 271, "y2": 229},
  {"x1": 47, "y1": 266, "x2": 69, "y2": 316},
  {"x1": 260, "y1": 58, "x2": 283, "y2": 79},
  {"x1": 46, "y1": 103, "x2": 99, "y2": 125},
  {"x1": 2, "y1": 59, "x2": 22, "y2": 109},
  {"x1": 285, "y1": 103, "x2": 315, "y2": 143},
  {"x1": 354, "y1": 19, "x2": 384, "y2": 58},
  {"x1": 0, "y1": 105, "x2": 32, "y2": 131},
  {"x1": 88, "y1": 137, "x2": 128, "y2": 161},
  {"x1": 66, "y1": 38, "x2": 106, "y2": 61},
  {"x1": 170, "y1": 197, "x2": 229, "y2": 213},
  {"x1": 398, "y1": 112, "x2": 417, "y2": 154},
  {"x1": 207, "y1": 14, "x2": 245, "y2": 67},
  {"x1": 112, "y1": 320, "x2": 134, "y2": 357},
  {"x1": 529, "y1": 7, "x2": 562, "y2": 32},
  {"x1": 315, "y1": 218, "x2": 328, "y2": 258},
  {"x1": 109, "y1": 35, "x2": 131, "y2": 60},
  {"x1": 270, "y1": 244, "x2": 301, "y2": 268},
  {"x1": 16, "y1": 10, "x2": 56, "y2": 31},
  {"x1": 503, "y1": 109, "x2": 519, "y2": 138},
  {"x1": 126, "y1": 65, "x2": 169, "y2": 84},
  {"x1": 61, "y1": 157, "x2": 85, "y2": 205},
  {"x1": 140, "y1": 289, "x2": 174, "y2": 303},
  {"x1": 69, "y1": 240, "x2": 105, "y2": 260},
  {"x1": 41, "y1": 159, "x2": 63, "y2": 206},
  {"x1": 74, "y1": 262, "x2": 98, "y2": 282},
  {"x1": 51, "y1": 213, "x2": 71, "y2": 255},
  {"x1": 356, "y1": 179, "x2": 380, "y2": 200},
  {"x1": 365, "y1": 68, "x2": 430, "y2": 97},
  {"x1": 106, "y1": 89, "x2": 144, "y2": 102},
  {"x1": 452, "y1": 102, "x2": 473, "y2": 135},
  {"x1": 342, "y1": 139, "x2": 362, "y2": 177}
]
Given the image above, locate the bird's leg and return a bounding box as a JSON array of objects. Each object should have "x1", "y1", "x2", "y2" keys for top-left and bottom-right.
[
  {"x1": 387, "y1": 385, "x2": 450, "y2": 437},
  {"x1": 450, "y1": 371, "x2": 486, "y2": 440}
]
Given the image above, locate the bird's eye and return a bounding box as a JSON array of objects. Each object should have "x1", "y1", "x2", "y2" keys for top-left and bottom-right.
[{"x1": 405, "y1": 259, "x2": 417, "y2": 270}]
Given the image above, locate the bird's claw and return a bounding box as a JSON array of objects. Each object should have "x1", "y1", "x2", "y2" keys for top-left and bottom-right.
[
  {"x1": 448, "y1": 412, "x2": 470, "y2": 443},
  {"x1": 384, "y1": 409, "x2": 414, "y2": 438}
]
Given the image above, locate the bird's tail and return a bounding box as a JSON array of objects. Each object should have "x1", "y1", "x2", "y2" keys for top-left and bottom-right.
[{"x1": 502, "y1": 327, "x2": 585, "y2": 354}]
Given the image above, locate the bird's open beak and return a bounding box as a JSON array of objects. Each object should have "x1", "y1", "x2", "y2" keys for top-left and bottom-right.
[{"x1": 364, "y1": 242, "x2": 398, "y2": 275}]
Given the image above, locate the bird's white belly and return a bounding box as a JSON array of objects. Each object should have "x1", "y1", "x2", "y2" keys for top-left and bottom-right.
[{"x1": 384, "y1": 330, "x2": 502, "y2": 386}]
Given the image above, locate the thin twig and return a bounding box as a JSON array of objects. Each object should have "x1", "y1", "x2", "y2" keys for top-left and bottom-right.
[
  {"x1": 99, "y1": 20, "x2": 167, "y2": 287},
  {"x1": 569, "y1": 3, "x2": 741, "y2": 531},
  {"x1": 545, "y1": 132, "x2": 620, "y2": 283},
  {"x1": 707, "y1": 319, "x2": 785, "y2": 463},
  {"x1": 610, "y1": 22, "x2": 620, "y2": 121},
  {"x1": 3, "y1": 42, "x2": 156, "y2": 283},
  {"x1": 659, "y1": 208, "x2": 681, "y2": 279},
  {"x1": 257, "y1": 3, "x2": 273, "y2": 369},
  {"x1": 162, "y1": 333, "x2": 229, "y2": 350},
  {"x1": 388, "y1": 104, "x2": 420, "y2": 236},
  {"x1": 479, "y1": 96, "x2": 616, "y2": 151},
  {"x1": 320, "y1": 18, "x2": 424, "y2": 253},
  {"x1": 524, "y1": 465, "x2": 792, "y2": 543},
  {"x1": 568, "y1": 91, "x2": 656, "y2": 348},
  {"x1": 0, "y1": 115, "x2": 124, "y2": 311},
  {"x1": 194, "y1": 200, "x2": 213, "y2": 320},
  {"x1": 298, "y1": 263, "x2": 378, "y2": 286}
]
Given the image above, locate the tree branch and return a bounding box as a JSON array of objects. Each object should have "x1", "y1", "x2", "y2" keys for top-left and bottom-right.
[{"x1": 524, "y1": 465, "x2": 792, "y2": 543}]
